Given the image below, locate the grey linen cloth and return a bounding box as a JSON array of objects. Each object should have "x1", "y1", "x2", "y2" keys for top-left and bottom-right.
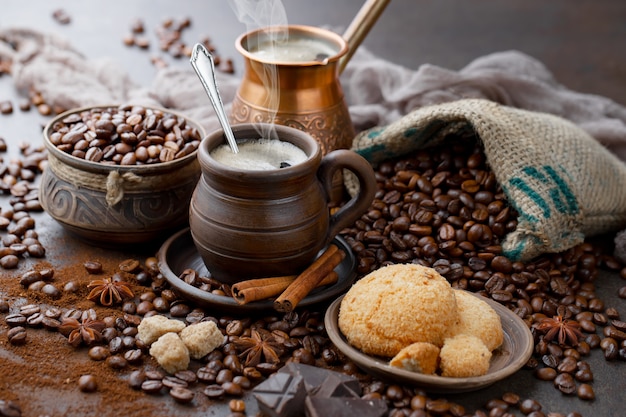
[{"x1": 3, "y1": 27, "x2": 626, "y2": 260}]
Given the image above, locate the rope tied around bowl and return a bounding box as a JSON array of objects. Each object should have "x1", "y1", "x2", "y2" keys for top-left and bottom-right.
[
  {"x1": 45, "y1": 153, "x2": 155, "y2": 208},
  {"x1": 105, "y1": 171, "x2": 142, "y2": 206}
]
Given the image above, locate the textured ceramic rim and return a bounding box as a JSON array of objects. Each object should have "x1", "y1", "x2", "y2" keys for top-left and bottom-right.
[{"x1": 324, "y1": 292, "x2": 535, "y2": 393}]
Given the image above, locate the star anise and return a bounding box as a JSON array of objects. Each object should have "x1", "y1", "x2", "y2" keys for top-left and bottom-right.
[
  {"x1": 58, "y1": 316, "x2": 106, "y2": 347},
  {"x1": 535, "y1": 315, "x2": 584, "y2": 347},
  {"x1": 233, "y1": 329, "x2": 284, "y2": 367},
  {"x1": 87, "y1": 276, "x2": 134, "y2": 306}
]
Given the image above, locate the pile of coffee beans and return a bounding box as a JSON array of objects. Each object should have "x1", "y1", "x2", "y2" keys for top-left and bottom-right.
[{"x1": 47, "y1": 105, "x2": 202, "y2": 165}]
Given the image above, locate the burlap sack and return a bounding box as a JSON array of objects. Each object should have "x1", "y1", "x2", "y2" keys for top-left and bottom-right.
[{"x1": 349, "y1": 98, "x2": 626, "y2": 262}]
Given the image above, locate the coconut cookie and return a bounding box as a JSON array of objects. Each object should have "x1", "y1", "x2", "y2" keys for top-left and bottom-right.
[
  {"x1": 338, "y1": 264, "x2": 459, "y2": 357},
  {"x1": 451, "y1": 290, "x2": 504, "y2": 351},
  {"x1": 439, "y1": 334, "x2": 492, "y2": 377}
]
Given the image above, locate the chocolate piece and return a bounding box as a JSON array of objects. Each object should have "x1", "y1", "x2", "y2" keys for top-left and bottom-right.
[
  {"x1": 278, "y1": 362, "x2": 361, "y2": 395},
  {"x1": 304, "y1": 396, "x2": 388, "y2": 417},
  {"x1": 252, "y1": 372, "x2": 307, "y2": 417},
  {"x1": 310, "y1": 374, "x2": 359, "y2": 399}
]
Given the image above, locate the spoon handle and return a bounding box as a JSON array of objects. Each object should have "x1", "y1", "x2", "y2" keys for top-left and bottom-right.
[{"x1": 190, "y1": 43, "x2": 239, "y2": 153}]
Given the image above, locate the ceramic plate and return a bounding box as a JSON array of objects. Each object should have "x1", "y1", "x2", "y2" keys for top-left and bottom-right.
[
  {"x1": 157, "y1": 228, "x2": 356, "y2": 314},
  {"x1": 324, "y1": 292, "x2": 534, "y2": 393}
]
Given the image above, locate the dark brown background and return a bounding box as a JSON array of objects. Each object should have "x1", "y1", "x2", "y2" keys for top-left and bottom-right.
[{"x1": 1, "y1": 0, "x2": 625, "y2": 416}]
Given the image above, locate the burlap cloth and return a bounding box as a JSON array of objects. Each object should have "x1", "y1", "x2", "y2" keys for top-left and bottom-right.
[{"x1": 2, "y1": 28, "x2": 626, "y2": 261}]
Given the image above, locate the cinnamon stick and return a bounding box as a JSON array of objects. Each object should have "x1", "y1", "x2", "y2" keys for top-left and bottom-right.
[
  {"x1": 232, "y1": 272, "x2": 338, "y2": 305},
  {"x1": 274, "y1": 244, "x2": 345, "y2": 312},
  {"x1": 232, "y1": 275, "x2": 295, "y2": 305}
]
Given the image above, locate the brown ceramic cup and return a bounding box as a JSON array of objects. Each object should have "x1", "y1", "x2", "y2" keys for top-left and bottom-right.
[{"x1": 189, "y1": 123, "x2": 376, "y2": 284}]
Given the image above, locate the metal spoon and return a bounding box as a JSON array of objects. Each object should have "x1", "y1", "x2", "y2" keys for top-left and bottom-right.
[{"x1": 190, "y1": 43, "x2": 239, "y2": 153}]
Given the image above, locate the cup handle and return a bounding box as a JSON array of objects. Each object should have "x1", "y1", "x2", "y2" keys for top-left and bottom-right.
[{"x1": 317, "y1": 149, "x2": 377, "y2": 243}]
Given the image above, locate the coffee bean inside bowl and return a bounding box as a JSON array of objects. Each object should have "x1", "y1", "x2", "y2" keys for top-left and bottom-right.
[{"x1": 47, "y1": 105, "x2": 202, "y2": 165}]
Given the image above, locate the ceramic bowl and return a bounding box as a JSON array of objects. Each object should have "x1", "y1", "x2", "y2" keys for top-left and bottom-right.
[
  {"x1": 39, "y1": 105, "x2": 205, "y2": 246},
  {"x1": 325, "y1": 292, "x2": 534, "y2": 393}
]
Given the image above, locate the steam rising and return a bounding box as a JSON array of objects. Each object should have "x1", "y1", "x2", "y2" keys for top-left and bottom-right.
[{"x1": 228, "y1": 0, "x2": 288, "y2": 139}]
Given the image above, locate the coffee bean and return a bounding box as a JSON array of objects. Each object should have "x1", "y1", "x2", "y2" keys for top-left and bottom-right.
[
  {"x1": 141, "y1": 379, "x2": 164, "y2": 394},
  {"x1": 7, "y1": 326, "x2": 27, "y2": 345},
  {"x1": 84, "y1": 260, "x2": 103, "y2": 274},
  {"x1": 5, "y1": 313, "x2": 26, "y2": 327},
  {"x1": 41, "y1": 283, "x2": 61, "y2": 299},
  {"x1": 221, "y1": 381, "x2": 243, "y2": 397},
  {"x1": 225, "y1": 399, "x2": 245, "y2": 414},
  {"x1": 576, "y1": 383, "x2": 595, "y2": 401},
  {"x1": 162, "y1": 376, "x2": 187, "y2": 389},
  {"x1": 519, "y1": 399, "x2": 542, "y2": 414},
  {"x1": 119, "y1": 258, "x2": 141, "y2": 273},
  {"x1": 19, "y1": 270, "x2": 42, "y2": 287},
  {"x1": 25, "y1": 312, "x2": 43, "y2": 327},
  {"x1": 87, "y1": 346, "x2": 109, "y2": 361},
  {"x1": 604, "y1": 326, "x2": 626, "y2": 341},
  {"x1": 534, "y1": 367, "x2": 557, "y2": 381},
  {"x1": 425, "y1": 399, "x2": 451, "y2": 414},
  {"x1": 574, "y1": 367, "x2": 593, "y2": 382},
  {"x1": 128, "y1": 370, "x2": 146, "y2": 390},
  {"x1": 553, "y1": 373, "x2": 576, "y2": 394},
  {"x1": 557, "y1": 356, "x2": 577, "y2": 373},
  {"x1": 169, "y1": 386, "x2": 194, "y2": 403},
  {"x1": 106, "y1": 354, "x2": 128, "y2": 370},
  {"x1": 197, "y1": 367, "x2": 218, "y2": 384},
  {"x1": 169, "y1": 303, "x2": 191, "y2": 317},
  {"x1": 0, "y1": 254, "x2": 19, "y2": 269},
  {"x1": 174, "y1": 369, "x2": 197, "y2": 384},
  {"x1": 124, "y1": 349, "x2": 143, "y2": 364},
  {"x1": 78, "y1": 375, "x2": 98, "y2": 393},
  {"x1": 223, "y1": 354, "x2": 243, "y2": 374},
  {"x1": 203, "y1": 384, "x2": 225, "y2": 399},
  {"x1": 215, "y1": 369, "x2": 233, "y2": 385},
  {"x1": 501, "y1": 392, "x2": 519, "y2": 406}
]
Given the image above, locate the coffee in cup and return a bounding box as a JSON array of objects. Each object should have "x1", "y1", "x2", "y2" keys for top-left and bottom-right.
[{"x1": 210, "y1": 138, "x2": 307, "y2": 170}]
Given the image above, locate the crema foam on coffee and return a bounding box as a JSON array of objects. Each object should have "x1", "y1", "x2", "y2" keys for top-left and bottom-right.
[
  {"x1": 249, "y1": 38, "x2": 336, "y2": 63},
  {"x1": 210, "y1": 139, "x2": 307, "y2": 170}
]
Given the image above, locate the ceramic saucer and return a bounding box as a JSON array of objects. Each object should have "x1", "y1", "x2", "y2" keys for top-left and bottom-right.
[{"x1": 157, "y1": 228, "x2": 356, "y2": 314}]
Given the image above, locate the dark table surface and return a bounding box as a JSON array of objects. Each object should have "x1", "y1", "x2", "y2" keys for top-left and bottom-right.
[{"x1": 1, "y1": 1, "x2": 625, "y2": 416}]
